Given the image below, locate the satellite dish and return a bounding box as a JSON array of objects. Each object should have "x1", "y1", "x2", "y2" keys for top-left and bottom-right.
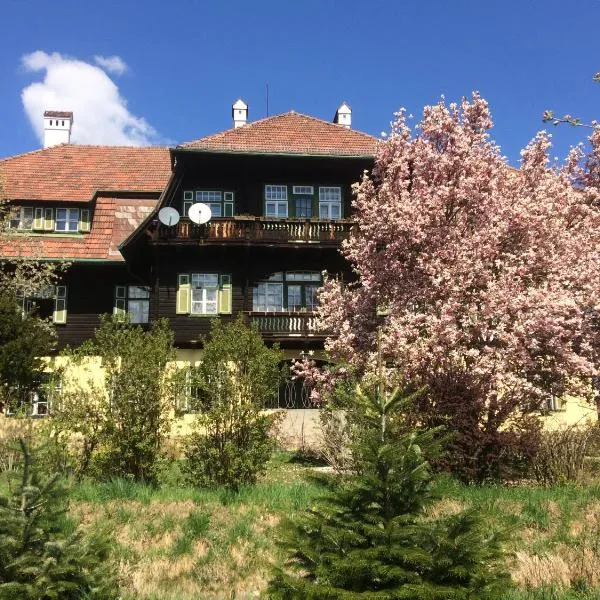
[
  {"x1": 188, "y1": 203, "x2": 212, "y2": 225},
  {"x1": 158, "y1": 207, "x2": 180, "y2": 226}
]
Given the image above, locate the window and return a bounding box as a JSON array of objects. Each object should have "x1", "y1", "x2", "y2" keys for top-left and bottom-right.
[
  {"x1": 293, "y1": 186, "x2": 314, "y2": 195},
  {"x1": 55, "y1": 208, "x2": 80, "y2": 232},
  {"x1": 9, "y1": 207, "x2": 33, "y2": 230},
  {"x1": 176, "y1": 274, "x2": 232, "y2": 315},
  {"x1": 191, "y1": 273, "x2": 219, "y2": 315},
  {"x1": 319, "y1": 187, "x2": 342, "y2": 219},
  {"x1": 295, "y1": 197, "x2": 312, "y2": 218},
  {"x1": 5, "y1": 375, "x2": 61, "y2": 417},
  {"x1": 114, "y1": 286, "x2": 150, "y2": 323},
  {"x1": 22, "y1": 285, "x2": 67, "y2": 324},
  {"x1": 265, "y1": 185, "x2": 288, "y2": 218},
  {"x1": 253, "y1": 272, "x2": 321, "y2": 312},
  {"x1": 183, "y1": 191, "x2": 235, "y2": 217}
]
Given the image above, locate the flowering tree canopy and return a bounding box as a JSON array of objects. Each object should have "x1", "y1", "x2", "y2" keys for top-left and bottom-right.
[{"x1": 306, "y1": 93, "x2": 600, "y2": 479}]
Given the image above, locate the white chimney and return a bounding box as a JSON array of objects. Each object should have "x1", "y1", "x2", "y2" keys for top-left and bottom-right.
[
  {"x1": 333, "y1": 101, "x2": 352, "y2": 129},
  {"x1": 43, "y1": 110, "x2": 73, "y2": 148},
  {"x1": 232, "y1": 99, "x2": 248, "y2": 128}
]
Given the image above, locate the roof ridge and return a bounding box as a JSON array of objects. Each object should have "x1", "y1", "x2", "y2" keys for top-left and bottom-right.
[
  {"x1": 1, "y1": 144, "x2": 170, "y2": 163},
  {"x1": 179, "y1": 110, "x2": 378, "y2": 148}
]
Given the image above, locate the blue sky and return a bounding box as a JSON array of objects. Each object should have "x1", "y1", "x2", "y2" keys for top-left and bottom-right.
[{"x1": 1, "y1": 0, "x2": 599, "y2": 165}]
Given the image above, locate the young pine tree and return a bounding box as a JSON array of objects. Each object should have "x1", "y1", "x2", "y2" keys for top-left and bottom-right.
[
  {"x1": 0, "y1": 439, "x2": 118, "y2": 599},
  {"x1": 268, "y1": 383, "x2": 511, "y2": 599}
]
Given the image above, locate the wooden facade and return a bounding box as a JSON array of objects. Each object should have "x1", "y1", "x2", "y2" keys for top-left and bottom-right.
[{"x1": 1, "y1": 111, "x2": 377, "y2": 357}]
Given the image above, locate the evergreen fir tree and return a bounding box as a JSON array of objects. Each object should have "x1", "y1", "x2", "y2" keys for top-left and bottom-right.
[
  {"x1": 268, "y1": 383, "x2": 511, "y2": 599},
  {"x1": 0, "y1": 439, "x2": 119, "y2": 599}
]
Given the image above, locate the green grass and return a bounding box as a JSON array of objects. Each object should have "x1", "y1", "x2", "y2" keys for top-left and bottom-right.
[{"x1": 6, "y1": 452, "x2": 600, "y2": 599}]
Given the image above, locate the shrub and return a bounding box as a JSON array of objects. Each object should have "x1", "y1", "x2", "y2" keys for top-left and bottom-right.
[
  {"x1": 184, "y1": 316, "x2": 282, "y2": 490},
  {"x1": 55, "y1": 316, "x2": 177, "y2": 483},
  {"x1": 531, "y1": 422, "x2": 600, "y2": 485}
]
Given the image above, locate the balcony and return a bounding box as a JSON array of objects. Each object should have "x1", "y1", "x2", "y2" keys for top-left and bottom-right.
[
  {"x1": 247, "y1": 312, "x2": 324, "y2": 339},
  {"x1": 150, "y1": 217, "x2": 355, "y2": 247}
]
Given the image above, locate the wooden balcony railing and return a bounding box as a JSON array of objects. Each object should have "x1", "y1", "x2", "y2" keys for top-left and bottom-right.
[
  {"x1": 247, "y1": 312, "x2": 323, "y2": 337},
  {"x1": 151, "y1": 217, "x2": 355, "y2": 246}
]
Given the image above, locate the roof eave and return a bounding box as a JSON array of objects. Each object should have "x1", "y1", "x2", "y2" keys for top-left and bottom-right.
[{"x1": 173, "y1": 147, "x2": 375, "y2": 160}]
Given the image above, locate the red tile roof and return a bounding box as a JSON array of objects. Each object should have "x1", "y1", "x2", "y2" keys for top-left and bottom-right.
[
  {"x1": 0, "y1": 196, "x2": 156, "y2": 261},
  {"x1": 180, "y1": 111, "x2": 378, "y2": 157},
  {"x1": 0, "y1": 144, "x2": 171, "y2": 203}
]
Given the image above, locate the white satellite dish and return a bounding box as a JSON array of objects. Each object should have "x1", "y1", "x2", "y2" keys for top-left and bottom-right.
[
  {"x1": 188, "y1": 202, "x2": 212, "y2": 225},
  {"x1": 158, "y1": 207, "x2": 180, "y2": 226}
]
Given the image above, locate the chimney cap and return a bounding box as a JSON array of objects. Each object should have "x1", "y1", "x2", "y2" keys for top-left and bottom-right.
[{"x1": 44, "y1": 110, "x2": 73, "y2": 119}]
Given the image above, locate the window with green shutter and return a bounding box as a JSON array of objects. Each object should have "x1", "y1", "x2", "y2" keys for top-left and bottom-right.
[
  {"x1": 53, "y1": 286, "x2": 67, "y2": 324},
  {"x1": 176, "y1": 273, "x2": 232, "y2": 315}
]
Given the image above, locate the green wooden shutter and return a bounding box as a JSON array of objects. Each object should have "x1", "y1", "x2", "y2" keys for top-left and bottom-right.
[
  {"x1": 33, "y1": 208, "x2": 44, "y2": 230},
  {"x1": 53, "y1": 286, "x2": 67, "y2": 324},
  {"x1": 218, "y1": 274, "x2": 232, "y2": 314},
  {"x1": 176, "y1": 274, "x2": 191, "y2": 314},
  {"x1": 114, "y1": 286, "x2": 127, "y2": 320},
  {"x1": 79, "y1": 209, "x2": 91, "y2": 232},
  {"x1": 43, "y1": 208, "x2": 54, "y2": 231}
]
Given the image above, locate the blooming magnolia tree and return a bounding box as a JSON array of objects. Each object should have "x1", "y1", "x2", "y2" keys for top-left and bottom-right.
[{"x1": 305, "y1": 93, "x2": 600, "y2": 481}]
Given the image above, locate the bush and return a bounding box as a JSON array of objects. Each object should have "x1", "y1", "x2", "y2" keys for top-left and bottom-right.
[
  {"x1": 531, "y1": 423, "x2": 600, "y2": 485},
  {"x1": 55, "y1": 317, "x2": 177, "y2": 484},
  {"x1": 184, "y1": 316, "x2": 283, "y2": 490}
]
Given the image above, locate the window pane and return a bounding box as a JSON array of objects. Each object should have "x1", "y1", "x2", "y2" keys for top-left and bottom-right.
[
  {"x1": 266, "y1": 283, "x2": 283, "y2": 311},
  {"x1": 319, "y1": 187, "x2": 342, "y2": 202},
  {"x1": 128, "y1": 286, "x2": 150, "y2": 299},
  {"x1": 21, "y1": 208, "x2": 34, "y2": 229},
  {"x1": 209, "y1": 203, "x2": 222, "y2": 217},
  {"x1": 295, "y1": 198, "x2": 312, "y2": 217},
  {"x1": 331, "y1": 203, "x2": 341, "y2": 219},
  {"x1": 128, "y1": 300, "x2": 149, "y2": 323},
  {"x1": 293, "y1": 186, "x2": 313, "y2": 195},
  {"x1": 305, "y1": 285, "x2": 319, "y2": 311},
  {"x1": 319, "y1": 204, "x2": 329, "y2": 219},
  {"x1": 265, "y1": 185, "x2": 287, "y2": 201},
  {"x1": 287, "y1": 285, "x2": 302, "y2": 311},
  {"x1": 265, "y1": 202, "x2": 277, "y2": 217},
  {"x1": 277, "y1": 202, "x2": 288, "y2": 218}
]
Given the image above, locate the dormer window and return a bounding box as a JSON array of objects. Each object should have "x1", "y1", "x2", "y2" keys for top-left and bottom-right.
[
  {"x1": 55, "y1": 208, "x2": 80, "y2": 232},
  {"x1": 9, "y1": 207, "x2": 34, "y2": 230}
]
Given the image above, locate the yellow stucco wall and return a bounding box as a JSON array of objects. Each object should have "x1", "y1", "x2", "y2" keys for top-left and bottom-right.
[{"x1": 1, "y1": 355, "x2": 597, "y2": 448}]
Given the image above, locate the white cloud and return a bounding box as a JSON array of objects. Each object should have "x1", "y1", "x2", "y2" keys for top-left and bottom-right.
[
  {"x1": 94, "y1": 55, "x2": 128, "y2": 75},
  {"x1": 21, "y1": 51, "x2": 161, "y2": 146}
]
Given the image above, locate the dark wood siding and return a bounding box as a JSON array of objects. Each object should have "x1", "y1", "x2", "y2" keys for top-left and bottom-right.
[
  {"x1": 55, "y1": 263, "x2": 133, "y2": 349},
  {"x1": 154, "y1": 244, "x2": 350, "y2": 347}
]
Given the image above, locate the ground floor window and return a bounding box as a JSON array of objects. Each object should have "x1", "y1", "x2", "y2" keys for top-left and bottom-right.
[
  {"x1": 114, "y1": 286, "x2": 150, "y2": 323},
  {"x1": 4, "y1": 375, "x2": 62, "y2": 417}
]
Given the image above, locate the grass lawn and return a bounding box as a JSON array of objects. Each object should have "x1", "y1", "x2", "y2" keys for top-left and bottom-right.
[{"x1": 4, "y1": 452, "x2": 600, "y2": 599}]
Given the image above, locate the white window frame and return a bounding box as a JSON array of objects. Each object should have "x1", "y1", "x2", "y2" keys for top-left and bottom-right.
[
  {"x1": 115, "y1": 285, "x2": 150, "y2": 324},
  {"x1": 55, "y1": 208, "x2": 80, "y2": 232},
  {"x1": 9, "y1": 207, "x2": 34, "y2": 230},
  {"x1": 265, "y1": 185, "x2": 288, "y2": 218},
  {"x1": 190, "y1": 273, "x2": 219, "y2": 315},
  {"x1": 293, "y1": 185, "x2": 314, "y2": 195},
  {"x1": 318, "y1": 187, "x2": 342, "y2": 220}
]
